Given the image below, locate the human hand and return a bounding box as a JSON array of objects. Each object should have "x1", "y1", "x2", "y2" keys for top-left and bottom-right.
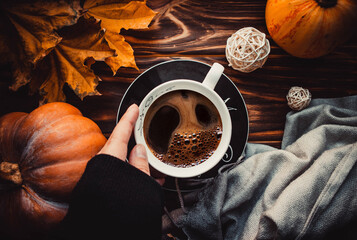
[{"x1": 98, "y1": 104, "x2": 165, "y2": 185}]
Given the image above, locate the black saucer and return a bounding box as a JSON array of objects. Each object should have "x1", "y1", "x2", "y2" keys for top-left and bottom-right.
[{"x1": 117, "y1": 60, "x2": 248, "y2": 191}]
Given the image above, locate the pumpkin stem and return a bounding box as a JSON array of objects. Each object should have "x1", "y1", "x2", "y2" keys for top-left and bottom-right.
[
  {"x1": 0, "y1": 162, "x2": 23, "y2": 186},
  {"x1": 315, "y1": 0, "x2": 337, "y2": 8}
]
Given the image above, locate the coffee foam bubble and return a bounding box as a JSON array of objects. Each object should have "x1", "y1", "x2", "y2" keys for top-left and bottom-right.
[{"x1": 153, "y1": 125, "x2": 222, "y2": 167}]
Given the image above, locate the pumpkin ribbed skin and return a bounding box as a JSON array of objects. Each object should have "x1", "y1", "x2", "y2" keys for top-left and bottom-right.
[
  {"x1": 265, "y1": 0, "x2": 357, "y2": 58},
  {"x1": 0, "y1": 102, "x2": 107, "y2": 239}
]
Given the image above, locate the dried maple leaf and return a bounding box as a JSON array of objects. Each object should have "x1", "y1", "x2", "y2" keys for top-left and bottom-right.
[
  {"x1": 84, "y1": 0, "x2": 157, "y2": 32},
  {"x1": 30, "y1": 17, "x2": 115, "y2": 104},
  {"x1": 83, "y1": 0, "x2": 157, "y2": 74},
  {"x1": 1, "y1": 0, "x2": 157, "y2": 103},
  {"x1": 104, "y1": 30, "x2": 138, "y2": 74},
  {"x1": 0, "y1": 0, "x2": 81, "y2": 90}
]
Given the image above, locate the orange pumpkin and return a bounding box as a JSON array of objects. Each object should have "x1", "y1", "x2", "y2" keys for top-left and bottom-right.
[
  {"x1": 265, "y1": 0, "x2": 357, "y2": 58},
  {"x1": 0, "y1": 102, "x2": 107, "y2": 239}
]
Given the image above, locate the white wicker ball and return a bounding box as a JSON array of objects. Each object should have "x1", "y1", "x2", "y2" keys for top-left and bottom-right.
[
  {"x1": 226, "y1": 27, "x2": 270, "y2": 73},
  {"x1": 286, "y1": 86, "x2": 312, "y2": 111}
]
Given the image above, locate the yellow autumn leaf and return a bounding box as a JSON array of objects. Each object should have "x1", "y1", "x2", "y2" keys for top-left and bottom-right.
[
  {"x1": 30, "y1": 17, "x2": 115, "y2": 104},
  {"x1": 83, "y1": 0, "x2": 157, "y2": 74},
  {"x1": 84, "y1": 0, "x2": 156, "y2": 32},
  {"x1": 1, "y1": 0, "x2": 157, "y2": 103},
  {"x1": 104, "y1": 30, "x2": 138, "y2": 75},
  {"x1": 0, "y1": 0, "x2": 81, "y2": 90},
  {"x1": 30, "y1": 52, "x2": 67, "y2": 103}
]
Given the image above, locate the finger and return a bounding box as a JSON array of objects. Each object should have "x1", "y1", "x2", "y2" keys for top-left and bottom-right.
[
  {"x1": 98, "y1": 104, "x2": 139, "y2": 160},
  {"x1": 128, "y1": 144, "x2": 150, "y2": 176}
]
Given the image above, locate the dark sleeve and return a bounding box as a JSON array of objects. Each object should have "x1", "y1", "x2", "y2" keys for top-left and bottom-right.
[{"x1": 53, "y1": 154, "x2": 164, "y2": 240}]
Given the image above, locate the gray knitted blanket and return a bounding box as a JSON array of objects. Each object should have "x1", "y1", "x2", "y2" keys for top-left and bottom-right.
[{"x1": 175, "y1": 95, "x2": 357, "y2": 240}]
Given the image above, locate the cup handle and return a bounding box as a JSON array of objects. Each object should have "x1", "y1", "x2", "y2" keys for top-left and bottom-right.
[{"x1": 202, "y1": 63, "x2": 224, "y2": 90}]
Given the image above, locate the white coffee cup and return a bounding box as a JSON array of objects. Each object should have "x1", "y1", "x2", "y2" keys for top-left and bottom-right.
[{"x1": 134, "y1": 63, "x2": 232, "y2": 178}]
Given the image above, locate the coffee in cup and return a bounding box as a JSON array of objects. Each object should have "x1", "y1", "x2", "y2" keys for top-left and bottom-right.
[{"x1": 143, "y1": 90, "x2": 222, "y2": 167}]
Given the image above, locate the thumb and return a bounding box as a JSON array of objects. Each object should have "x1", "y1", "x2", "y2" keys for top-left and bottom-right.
[{"x1": 128, "y1": 144, "x2": 150, "y2": 176}]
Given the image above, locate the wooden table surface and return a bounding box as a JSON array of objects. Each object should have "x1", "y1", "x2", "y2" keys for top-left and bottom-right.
[{"x1": 1, "y1": 0, "x2": 356, "y2": 149}]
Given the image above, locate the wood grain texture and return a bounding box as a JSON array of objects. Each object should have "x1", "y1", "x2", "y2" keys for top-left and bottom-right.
[{"x1": 1, "y1": 0, "x2": 356, "y2": 149}]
